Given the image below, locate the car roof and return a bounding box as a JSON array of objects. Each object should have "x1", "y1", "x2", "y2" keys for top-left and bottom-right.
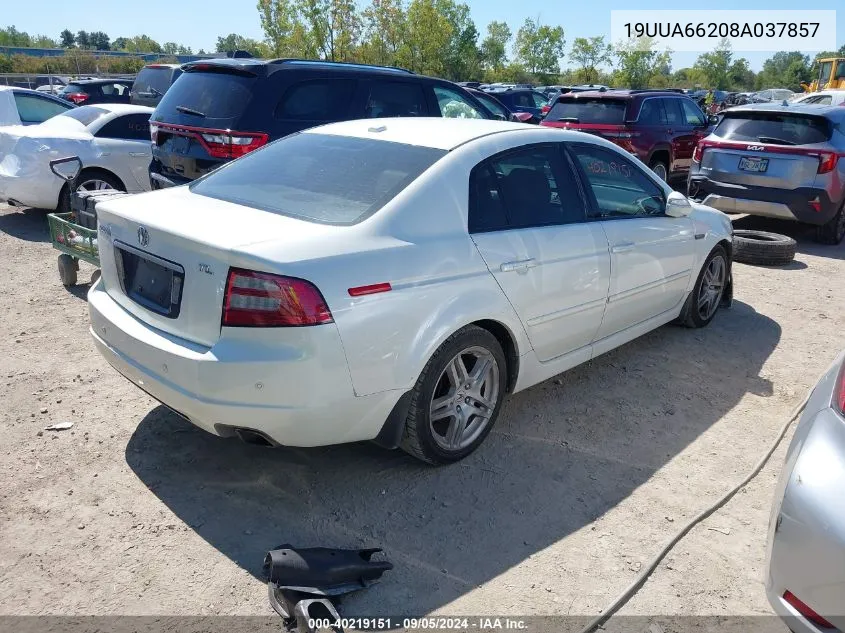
[
  {"x1": 182, "y1": 57, "x2": 416, "y2": 78},
  {"x1": 304, "y1": 117, "x2": 536, "y2": 151}
]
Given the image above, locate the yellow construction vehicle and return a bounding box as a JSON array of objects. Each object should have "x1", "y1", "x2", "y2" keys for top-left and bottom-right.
[{"x1": 802, "y1": 57, "x2": 845, "y2": 92}]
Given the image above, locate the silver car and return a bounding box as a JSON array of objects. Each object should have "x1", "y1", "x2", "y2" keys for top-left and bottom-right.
[
  {"x1": 688, "y1": 103, "x2": 845, "y2": 244},
  {"x1": 766, "y1": 351, "x2": 845, "y2": 631}
]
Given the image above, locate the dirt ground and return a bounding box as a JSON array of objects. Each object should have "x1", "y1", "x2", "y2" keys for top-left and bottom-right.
[{"x1": 0, "y1": 201, "x2": 843, "y2": 623}]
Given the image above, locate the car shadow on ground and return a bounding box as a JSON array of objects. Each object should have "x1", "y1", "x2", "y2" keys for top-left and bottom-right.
[
  {"x1": 731, "y1": 215, "x2": 845, "y2": 261},
  {"x1": 0, "y1": 206, "x2": 50, "y2": 243},
  {"x1": 125, "y1": 300, "x2": 779, "y2": 616}
]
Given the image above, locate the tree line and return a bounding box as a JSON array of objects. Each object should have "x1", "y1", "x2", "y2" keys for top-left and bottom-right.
[{"x1": 2, "y1": 5, "x2": 844, "y2": 94}]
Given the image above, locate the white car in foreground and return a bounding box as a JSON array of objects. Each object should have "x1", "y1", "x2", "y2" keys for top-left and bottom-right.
[
  {"x1": 89, "y1": 118, "x2": 733, "y2": 464},
  {"x1": 0, "y1": 103, "x2": 153, "y2": 211}
]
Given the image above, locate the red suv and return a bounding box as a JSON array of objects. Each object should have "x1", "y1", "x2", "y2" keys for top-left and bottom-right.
[{"x1": 541, "y1": 90, "x2": 715, "y2": 182}]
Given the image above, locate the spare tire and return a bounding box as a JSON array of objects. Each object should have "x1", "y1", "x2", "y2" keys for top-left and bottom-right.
[{"x1": 732, "y1": 230, "x2": 797, "y2": 266}]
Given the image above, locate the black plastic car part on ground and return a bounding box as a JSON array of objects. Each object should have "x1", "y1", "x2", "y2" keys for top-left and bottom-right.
[
  {"x1": 732, "y1": 230, "x2": 797, "y2": 266},
  {"x1": 148, "y1": 58, "x2": 495, "y2": 189}
]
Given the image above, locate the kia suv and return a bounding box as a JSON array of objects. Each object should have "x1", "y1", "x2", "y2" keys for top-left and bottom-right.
[
  {"x1": 148, "y1": 58, "x2": 494, "y2": 189},
  {"x1": 688, "y1": 103, "x2": 845, "y2": 244},
  {"x1": 541, "y1": 89, "x2": 715, "y2": 182}
]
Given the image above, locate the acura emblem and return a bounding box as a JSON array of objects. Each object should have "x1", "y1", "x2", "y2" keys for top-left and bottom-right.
[{"x1": 137, "y1": 226, "x2": 150, "y2": 247}]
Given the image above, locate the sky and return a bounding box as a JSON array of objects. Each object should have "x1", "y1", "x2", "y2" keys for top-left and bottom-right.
[{"x1": 2, "y1": 0, "x2": 843, "y2": 71}]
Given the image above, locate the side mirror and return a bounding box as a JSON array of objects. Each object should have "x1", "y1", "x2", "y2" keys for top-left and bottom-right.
[
  {"x1": 666, "y1": 191, "x2": 692, "y2": 217},
  {"x1": 49, "y1": 156, "x2": 82, "y2": 182},
  {"x1": 708, "y1": 114, "x2": 720, "y2": 125}
]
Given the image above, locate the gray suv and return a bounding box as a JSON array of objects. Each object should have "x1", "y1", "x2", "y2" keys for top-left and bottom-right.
[{"x1": 688, "y1": 103, "x2": 845, "y2": 244}]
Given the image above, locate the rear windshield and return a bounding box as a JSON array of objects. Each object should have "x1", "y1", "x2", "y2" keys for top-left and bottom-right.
[
  {"x1": 135, "y1": 67, "x2": 179, "y2": 96},
  {"x1": 155, "y1": 70, "x2": 254, "y2": 121},
  {"x1": 714, "y1": 112, "x2": 832, "y2": 145},
  {"x1": 546, "y1": 98, "x2": 627, "y2": 124},
  {"x1": 59, "y1": 106, "x2": 110, "y2": 126},
  {"x1": 190, "y1": 133, "x2": 446, "y2": 225},
  {"x1": 62, "y1": 83, "x2": 87, "y2": 94}
]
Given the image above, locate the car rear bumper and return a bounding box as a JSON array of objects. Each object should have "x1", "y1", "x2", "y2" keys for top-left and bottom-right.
[
  {"x1": 88, "y1": 280, "x2": 402, "y2": 447},
  {"x1": 688, "y1": 176, "x2": 840, "y2": 225}
]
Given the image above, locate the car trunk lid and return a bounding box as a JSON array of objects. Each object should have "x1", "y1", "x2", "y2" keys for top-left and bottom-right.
[{"x1": 95, "y1": 187, "x2": 337, "y2": 348}]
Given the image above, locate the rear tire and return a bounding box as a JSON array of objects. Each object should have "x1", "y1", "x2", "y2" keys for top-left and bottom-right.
[
  {"x1": 815, "y1": 204, "x2": 845, "y2": 245},
  {"x1": 400, "y1": 325, "x2": 507, "y2": 465},
  {"x1": 58, "y1": 254, "x2": 78, "y2": 286},
  {"x1": 733, "y1": 230, "x2": 797, "y2": 266}
]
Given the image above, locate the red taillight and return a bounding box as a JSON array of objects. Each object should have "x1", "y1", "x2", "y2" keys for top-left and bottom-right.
[
  {"x1": 693, "y1": 143, "x2": 704, "y2": 163},
  {"x1": 817, "y1": 152, "x2": 838, "y2": 174},
  {"x1": 541, "y1": 104, "x2": 551, "y2": 115},
  {"x1": 783, "y1": 591, "x2": 836, "y2": 629},
  {"x1": 810, "y1": 197, "x2": 822, "y2": 212},
  {"x1": 222, "y1": 268, "x2": 333, "y2": 327},
  {"x1": 200, "y1": 132, "x2": 269, "y2": 159},
  {"x1": 67, "y1": 92, "x2": 88, "y2": 104}
]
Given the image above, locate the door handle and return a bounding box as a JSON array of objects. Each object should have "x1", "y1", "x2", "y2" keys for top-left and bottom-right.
[
  {"x1": 500, "y1": 258, "x2": 537, "y2": 273},
  {"x1": 611, "y1": 241, "x2": 635, "y2": 253}
]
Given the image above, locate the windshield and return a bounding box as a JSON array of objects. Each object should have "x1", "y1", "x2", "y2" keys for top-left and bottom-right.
[
  {"x1": 714, "y1": 112, "x2": 832, "y2": 145},
  {"x1": 819, "y1": 61, "x2": 833, "y2": 84},
  {"x1": 546, "y1": 98, "x2": 627, "y2": 124},
  {"x1": 58, "y1": 106, "x2": 110, "y2": 126},
  {"x1": 191, "y1": 133, "x2": 447, "y2": 225}
]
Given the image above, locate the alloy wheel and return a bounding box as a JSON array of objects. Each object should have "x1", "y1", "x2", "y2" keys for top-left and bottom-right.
[
  {"x1": 77, "y1": 179, "x2": 115, "y2": 193},
  {"x1": 651, "y1": 163, "x2": 668, "y2": 181},
  {"x1": 429, "y1": 346, "x2": 500, "y2": 451},
  {"x1": 697, "y1": 254, "x2": 726, "y2": 321}
]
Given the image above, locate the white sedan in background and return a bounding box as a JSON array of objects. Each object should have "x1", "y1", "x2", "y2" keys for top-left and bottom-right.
[
  {"x1": 0, "y1": 103, "x2": 153, "y2": 211},
  {"x1": 792, "y1": 90, "x2": 845, "y2": 107},
  {"x1": 89, "y1": 118, "x2": 733, "y2": 464}
]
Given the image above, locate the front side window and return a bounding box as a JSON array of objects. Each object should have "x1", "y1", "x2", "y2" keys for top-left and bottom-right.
[
  {"x1": 364, "y1": 81, "x2": 427, "y2": 118},
  {"x1": 13, "y1": 93, "x2": 71, "y2": 124},
  {"x1": 275, "y1": 79, "x2": 355, "y2": 120},
  {"x1": 569, "y1": 143, "x2": 665, "y2": 219},
  {"x1": 190, "y1": 133, "x2": 446, "y2": 225},
  {"x1": 468, "y1": 144, "x2": 585, "y2": 233},
  {"x1": 679, "y1": 99, "x2": 706, "y2": 126},
  {"x1": 433, "y1": 86, "x2": 485, "y2": 119}
]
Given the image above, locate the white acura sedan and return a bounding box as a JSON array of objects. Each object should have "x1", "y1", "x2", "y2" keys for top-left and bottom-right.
[
  {"x1": 0, "y1": 103, "x2": 153, "y2": 211},
  {"x1": 89, "y1": 118, "x2": 733, "y2": 464}
]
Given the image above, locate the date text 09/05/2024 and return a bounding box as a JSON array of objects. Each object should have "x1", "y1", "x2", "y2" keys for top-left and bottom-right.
[
  {"x1": 624, "y1": 22, "x2": 820, "y2": 39},
  {"x1": 307, "y1": 617, "x2": 529, "y2": 630}
]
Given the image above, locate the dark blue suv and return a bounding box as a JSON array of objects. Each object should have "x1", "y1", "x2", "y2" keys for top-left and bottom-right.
[
  {"x1": 149, "y1": 58, "x2": 495, "y2": 188},
  {"x1": 481, "y1": 88, "x2": 549, "y2": 119}
]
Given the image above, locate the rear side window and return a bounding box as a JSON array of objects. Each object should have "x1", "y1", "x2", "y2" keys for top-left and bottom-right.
[
  {"x1": 364, "y1": 81, "x2": 427, "y2": 117},
  {"x1": 155, "y1": 71, "x2": 254, "y2": 121},
  {"x1": 546, "y1": 98, "x2": 627, "y2": 124},
  {"x1": 637, "y1": 99, "x2": 666, "y2": 125},
  {"x1": 95, "y1": 113, "x2": 152, "y2": 140},
  {"x1": 714, "y1": 112, "x2": 832, "y2": 145},
  {"x1": 13, "y1": 93, "x2": 71, "y2": 124},
  {"x1": 190, "y1": 133, "x2": 446, "y2": 225},
  {"x1": 276, "y1": 79, "x2": 355, "y2": 120},
  {"x1": 100, "y1": 82, "x2": 130, "y2": 96},
  {"x1": 469, "y1": 144, "x2": 586, "y2": 232},
  {"x1": 662, "y1": 98, "x2": 685, "y2": 125}
]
